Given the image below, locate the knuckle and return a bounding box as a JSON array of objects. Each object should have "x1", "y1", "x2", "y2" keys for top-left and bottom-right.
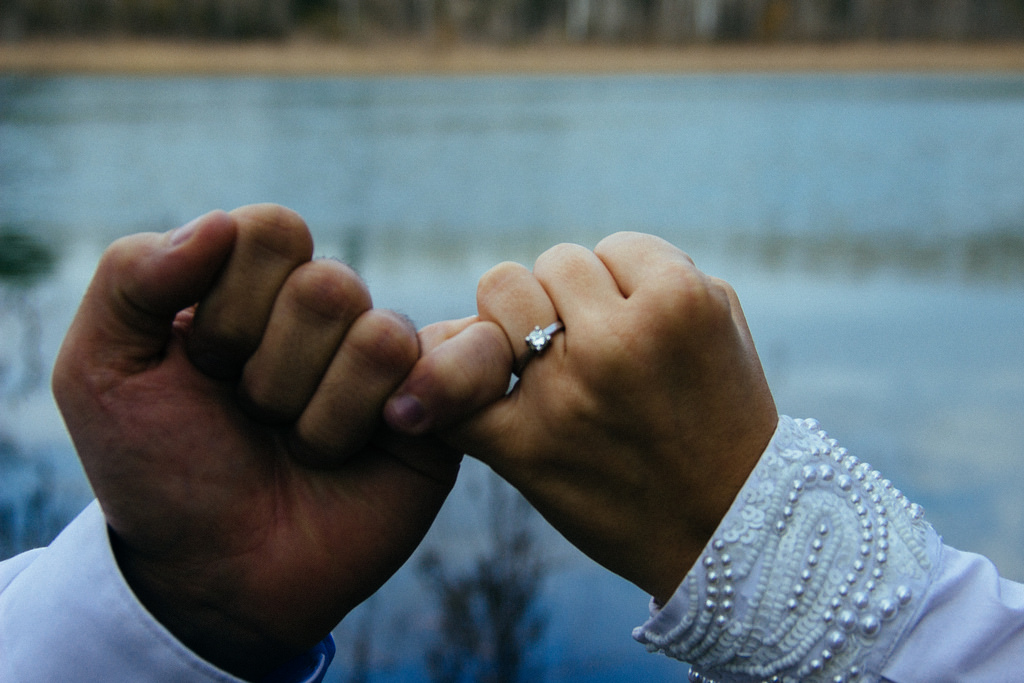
[
  {"x1": 285, "y1": 259, "x2": 371, "y2": 323},
  {"x1": 699, "y1": 277, "x2": 737, "y2": 324},
  {"x1": 533, "y1": 242, "x2": 589, "y2": 279},
  {"x1": 347, "y1": 309, "x2": 419, "y2": 376},
  {"x1": 99, "y1": 234, "x2": 154, "y2": 294},
  {"x1": 594, "y1": 230, "x2": 643, "y2": 254},
  {"x1": 476, "y1": 261, "x2": 529, "y2": 306},
  {"x1": 707, "y1": 276, "x2": 738, "y2": 306},
  {"x1": 595, "y1": 231, "x2": 696, "y2": 266},
  {"x1": 655, "y1": 264, "x2": 727, "y2": 318},
  {"x1": 231, "y1": 204, "x2": 313, "y2": 263},
  {"x1": 636, "y1": 270, "x2": 736, "y2": 354},
  {"x1": 100, "y1": 233, "x2": 142, "y2": 267}
]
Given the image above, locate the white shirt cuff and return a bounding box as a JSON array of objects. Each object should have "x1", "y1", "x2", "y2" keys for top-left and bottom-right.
[
  {"x1": 1, "y1": 500, "x2": 248, "y2": 682},
  {"x1": 632, "y1": 416, "x2": 941, "y2": 683}
]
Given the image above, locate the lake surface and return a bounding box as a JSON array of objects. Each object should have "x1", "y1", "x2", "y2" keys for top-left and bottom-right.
[{"x1": 1, "y1": 72, "x2": 1023, "y2": 681}]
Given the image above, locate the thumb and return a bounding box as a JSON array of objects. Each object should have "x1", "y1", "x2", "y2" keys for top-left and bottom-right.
[
  {"x1": 384, "y1": 319, "x2": 514, "y2": 436},
  {"x1": 54, "y1": 211, "x2": 238, "y2": 384}
]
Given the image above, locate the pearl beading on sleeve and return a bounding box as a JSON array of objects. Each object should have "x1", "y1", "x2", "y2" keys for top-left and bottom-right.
[{"x1": 632, "y1": 416, "x2": 941, "y2": 683}]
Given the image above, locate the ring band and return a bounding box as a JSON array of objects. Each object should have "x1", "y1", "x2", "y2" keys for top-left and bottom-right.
[{"x1": 524, "y1": 321, "x2": 564, "y2": 356}]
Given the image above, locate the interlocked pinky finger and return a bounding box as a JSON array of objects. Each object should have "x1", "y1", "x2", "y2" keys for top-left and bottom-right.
[{"x1": 384, "y1": 320, "x2": 512, "y2": 436}]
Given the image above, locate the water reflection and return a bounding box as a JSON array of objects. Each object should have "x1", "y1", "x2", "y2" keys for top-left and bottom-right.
[
  {"x1": 0, "y1": 228, "x2": 74, "y2": 560},
  {"x1": 0, "y1": 73, "x2": 1023, "y2": 681},
  {"x1": 730, "y1": 226, "x2": 1024, "y2": 283},
  {"x1": 3, "y1": 74, "x2": 1024, "y2": 242}
]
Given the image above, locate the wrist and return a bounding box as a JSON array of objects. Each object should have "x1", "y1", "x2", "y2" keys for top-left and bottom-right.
[
  {"x1": 649, "y1": 414, "x2": 777, "y2": 605},
  {"x1": 109, "y1": 530, "x2": 304, "y2": 681}
]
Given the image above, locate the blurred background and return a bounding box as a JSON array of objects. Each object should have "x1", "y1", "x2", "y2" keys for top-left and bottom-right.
[
  {"x1": 2, "y1": 3, "x2": 1024, "y2": 682},
  {"x1": 3, "y1": 0, "x2": 1024, "y2": 42}
]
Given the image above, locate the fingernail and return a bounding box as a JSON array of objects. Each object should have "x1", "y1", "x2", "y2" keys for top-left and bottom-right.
[
  {"x1": 169, "y1": 216, "x2": 201, "y2": 246},
  {"x1": 385, "y1": 394, "x2": 429, "y2": 435}
]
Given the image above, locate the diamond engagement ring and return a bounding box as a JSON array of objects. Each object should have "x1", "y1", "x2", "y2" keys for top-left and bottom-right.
[{"x1": 524, "y1": 321, "x2": 564, "y2": 356}]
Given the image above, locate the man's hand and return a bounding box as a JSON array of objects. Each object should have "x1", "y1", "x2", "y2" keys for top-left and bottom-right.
[
  {"x1": 385, "y1": 232, "x2": 777, "y2": 604},
  {"x1": 52, "y1": 205, "x2": 460, "y2": 680}
]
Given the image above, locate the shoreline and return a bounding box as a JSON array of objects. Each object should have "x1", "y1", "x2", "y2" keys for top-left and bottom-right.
[{"x1": 3, "y1": 40, "x2": 1024, "y2": 75}]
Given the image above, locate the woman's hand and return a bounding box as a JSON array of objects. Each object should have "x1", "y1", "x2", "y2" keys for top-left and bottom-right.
[{"x1": 386, "y1": 232, "x2": 777, "y2": 603}]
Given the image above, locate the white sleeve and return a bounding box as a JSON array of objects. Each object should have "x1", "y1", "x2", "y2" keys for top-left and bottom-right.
[
  {"x1": 0, "y1": 499, "x2": 340, "y2": 683},
  {"x1": 879, "y1": 543, "x2": 1024, "y2": 682},
  {"x1": 0, "y1": 500, "x2": 249, "y2": 682},
  {"x1": 632, "y1": 416, "x2": 945, "y2": 683}
]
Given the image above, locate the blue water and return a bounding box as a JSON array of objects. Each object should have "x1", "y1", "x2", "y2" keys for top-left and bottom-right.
[
  {"x1": 1, "y1": 72, "x2": 1023, "y2": 681},
  {"x1": 3, "y1": 74, "x2": 1024, "y2": 241}
]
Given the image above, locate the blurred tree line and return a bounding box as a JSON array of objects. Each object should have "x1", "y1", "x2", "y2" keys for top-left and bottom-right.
[{"x1": 2, "y1": 0, "x2": 1023, "y2": 42}]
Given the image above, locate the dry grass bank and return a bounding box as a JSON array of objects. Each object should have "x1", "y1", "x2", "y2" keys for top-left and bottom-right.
[{"x1": 2, "y1": 40, "x2": 1024, "y2": 75}]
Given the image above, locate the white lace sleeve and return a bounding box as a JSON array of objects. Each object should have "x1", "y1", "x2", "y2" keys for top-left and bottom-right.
[{"x1": 632, "y1": 416, "x2": 941, "y2": 683}]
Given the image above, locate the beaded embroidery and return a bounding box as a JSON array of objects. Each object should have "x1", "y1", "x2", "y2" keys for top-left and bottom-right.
[{"x1": 633, "y1": 416, "x2": 940, "y2": 683}]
